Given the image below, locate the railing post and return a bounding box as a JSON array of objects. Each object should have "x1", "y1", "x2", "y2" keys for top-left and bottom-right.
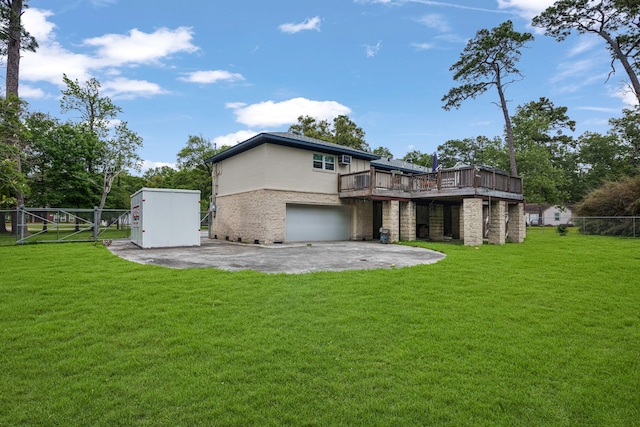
[
  {"x1": 370, "y1": 167, "x2": 375, "y2": 191},
  {"x1": 437, "y1": 170, "x2": 441, "y2": 191}
]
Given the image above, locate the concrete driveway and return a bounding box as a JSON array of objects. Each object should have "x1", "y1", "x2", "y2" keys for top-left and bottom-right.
[{"x1": 107, "y1": 237, "x2": 445, "y2": 274}]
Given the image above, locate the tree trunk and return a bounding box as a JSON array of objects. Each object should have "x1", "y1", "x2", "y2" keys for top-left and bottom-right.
[
  {"x1": 6, "y1": 0, "x2": 26, "y2": 236},
  {"x1": 0, "y1": 212, "x2": 8, "y2": 233},
  {"x1": 495, "y1": 67, "x2": 518, "y2": 176},
  {"x1": 600, "y1": 30, "x2": 640, "y2": 105}
]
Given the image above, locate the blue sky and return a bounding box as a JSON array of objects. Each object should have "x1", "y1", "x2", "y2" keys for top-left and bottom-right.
[{"x1": 14, "y1": 0, "x2": 638, "y2": 172}]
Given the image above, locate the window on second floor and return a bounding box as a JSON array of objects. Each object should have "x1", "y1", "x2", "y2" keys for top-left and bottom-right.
[{"x1": 313, "y1": 153, "x2": 335, "y2": 171}]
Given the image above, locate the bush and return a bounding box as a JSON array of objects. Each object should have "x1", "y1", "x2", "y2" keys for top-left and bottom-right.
[
  {"x1": 556, "y1": 224, "x2": 568, "y2": 236},
  {"x1": 577, "y1": 176, "x2": 640, "y2": 217}
]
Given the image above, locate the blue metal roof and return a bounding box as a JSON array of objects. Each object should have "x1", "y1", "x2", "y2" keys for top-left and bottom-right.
[{"x1": 205, "y1": 131, "x2": 380, "y2": 163}]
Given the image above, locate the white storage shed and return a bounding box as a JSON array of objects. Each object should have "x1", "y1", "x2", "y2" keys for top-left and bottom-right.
[{"x1": 130, "y1": 188, "x2": 201, "y2": 248}]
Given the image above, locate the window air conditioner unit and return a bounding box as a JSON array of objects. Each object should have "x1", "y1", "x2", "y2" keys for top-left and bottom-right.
[{"x1": 339, "y1": 155, "x2": 352, "y2": 165}]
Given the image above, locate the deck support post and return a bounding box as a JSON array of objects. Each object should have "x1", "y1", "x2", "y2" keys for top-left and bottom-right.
[
  {"x1": 400, "y1": 201, "x2": 416, "y2": 241},
  {"x1": 507, "y1": 202, "x2": 526, "y2": 243},
  {"x1": 488, "y1": 200, "x2": 506, "y2": 245},
  {"x1": 462, "y1": 198, "x2": 483, "y2": 246},
  {"x1": 382, "y1": 200, "x2": 400, "y2": 243}
]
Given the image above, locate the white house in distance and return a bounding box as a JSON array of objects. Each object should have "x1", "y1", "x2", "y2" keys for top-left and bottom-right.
[
  {"x1": 525, "y1": 204, "x2": 574, "y2": 226},
  {"x1": 205, "y1": 132, "x2": 526, "y2": 246}
]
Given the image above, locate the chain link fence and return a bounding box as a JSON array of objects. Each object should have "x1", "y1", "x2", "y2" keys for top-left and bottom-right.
[{"x1": 571, "y1": 216, "x2": 639, "y2": 238}]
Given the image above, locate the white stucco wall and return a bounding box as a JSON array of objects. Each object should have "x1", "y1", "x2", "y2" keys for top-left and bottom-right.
[{"x1": 212, "y1": 143, "x2": 372, "y2": 197}]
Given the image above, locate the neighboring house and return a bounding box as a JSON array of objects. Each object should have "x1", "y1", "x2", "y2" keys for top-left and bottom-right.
[
  {"x1": 525, "y1": 204, "x2": 573, "y2": 226},
  {"x1": 205, "y1": 132, "x2": 526, "y2": 246}
]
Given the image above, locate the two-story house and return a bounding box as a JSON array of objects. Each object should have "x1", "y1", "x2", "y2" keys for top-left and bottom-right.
[{"x1": 205, "y1": 132, "x2": 526, "y2": 246}]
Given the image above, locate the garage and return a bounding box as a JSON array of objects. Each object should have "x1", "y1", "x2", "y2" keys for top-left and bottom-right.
[{"x1": 285, "y1": 204, "x2": 351, "y2": 242}]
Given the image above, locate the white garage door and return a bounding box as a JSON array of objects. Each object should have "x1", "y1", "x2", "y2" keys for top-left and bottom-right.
[{"x1": 286, "y1": 204, "x2": 351, "y2": 242}]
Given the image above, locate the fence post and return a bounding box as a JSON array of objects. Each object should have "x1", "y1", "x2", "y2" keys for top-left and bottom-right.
[
  {"x1": 93, "y1": 206, "x2": 99, "y2": 242},
  {"x1": 17, "y1": 205, "x2": 25, "y2": 244}
]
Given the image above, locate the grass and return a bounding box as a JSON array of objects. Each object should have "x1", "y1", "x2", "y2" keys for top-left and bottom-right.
[
  {"x1": 1, "y1": 228, "x2": 639, "y2": 426},
  {"x1": 0, "y1": 226, "x2": 131, "y2": 246}
]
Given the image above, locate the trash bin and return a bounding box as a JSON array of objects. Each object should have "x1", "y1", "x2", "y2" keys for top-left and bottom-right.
[{"x1": 379, "y1": 228, "x2": 390, "y2": 244}]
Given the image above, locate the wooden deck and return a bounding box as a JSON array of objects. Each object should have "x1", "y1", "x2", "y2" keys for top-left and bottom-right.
[{"x1": 339, "y1": 166, "x2": 524, "y2": 201}]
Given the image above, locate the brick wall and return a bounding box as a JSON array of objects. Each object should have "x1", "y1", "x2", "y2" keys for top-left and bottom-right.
[{"x1": 212, "y1": 189, "x2": 349, "y2": 244}]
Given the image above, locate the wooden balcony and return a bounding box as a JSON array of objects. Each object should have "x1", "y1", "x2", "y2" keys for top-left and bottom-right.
[{"x1": 338, "y1": 166, "x2": 524, "y2": 201}]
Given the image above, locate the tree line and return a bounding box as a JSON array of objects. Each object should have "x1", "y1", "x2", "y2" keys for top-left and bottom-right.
[{"x1": 2, "y1": 0, "x2": 640, "y2": 232}]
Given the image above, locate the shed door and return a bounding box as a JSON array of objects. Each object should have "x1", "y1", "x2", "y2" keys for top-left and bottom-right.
[{"x1": 286, "y1": 204, "x2": 351, "y2": 242}]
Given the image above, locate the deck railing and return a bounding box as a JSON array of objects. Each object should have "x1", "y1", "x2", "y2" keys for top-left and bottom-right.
[{"x1": 339, "y1": 166, "x2": 523, "y2": 196}]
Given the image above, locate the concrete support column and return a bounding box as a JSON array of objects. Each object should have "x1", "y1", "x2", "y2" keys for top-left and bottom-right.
[
  {"x1": 351, "y1": 199, "x2": 373, "y2": 241},
  {"x1": 400, "y1": 201, "x2": 416, "y2": 241},
  {"x1": 428, "y1": 203, "x2": 444, "y2": 241},
  {"x1": 382, "y1": 200, "x2": 400, "y2": 243},
  {"x1": 508, "y1": 202, "x2": 526, "y2": 243},
  {"x1": 462, "y1": 198, "x2": 483, "y2": 246},
  {"x1": 488, "y1": 200, "x2": 506, "y2": 245}
]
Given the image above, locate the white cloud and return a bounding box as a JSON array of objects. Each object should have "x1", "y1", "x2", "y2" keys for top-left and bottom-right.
[
  {"x1": 354, "y1": 0, "x2": 393, "y2": 4},
  {"x1": 141, "y1": 160, "x2": 177, "y2": 172},
  {"x1": 19, "y1": 8, "x2": 200, "y2": 100},
  {"x1": 365, "y1": 41, "x2": 382, "y2": 57},
  {"x1": 610, "y1": 86, "x2": 640, "y2": 107},
  {"x1": 411, "y1": 42, "x2": 435, "y2": 50},
  {"x1": 227, "y1": 97, "x2": 352, "y2": 127},
  {"x1": 279, "y1": 16, "x2": 322, "y2": 34},
  {"x1": 19, "y1": 85, "x2": 48, "y2": 99},
  {"x1": 84, "y1": 27, "x2": 199, "y2": 67},
  {"x1": 407, "y1": 0, "x2": 510, "y2": 14},
  {"x1": 417, "y1": 14, "x2": 450, "y2": 32},
  {"x1": 496, "y1": 0, "x2": 555, "y2": 19},
  {"x1": 101, "y1": 77, "x2": 168, "y2": 99},
  {"x1": 212, "y1": 130, "x2": 260, "y2": 147},
  {"x1": 180, "y1": 70, "x2": 245, "y2": 84},
  {"x1": 567, "y1": 37, "x2": 601, "y2": 57}
]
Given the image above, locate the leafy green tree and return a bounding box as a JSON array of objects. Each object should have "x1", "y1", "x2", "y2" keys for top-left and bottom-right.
[
  {"x1": 0, "y1": 94, "x2": 28, "y2": 233},
  {"x1": 401, "y1": 150, "x2": 432, "y2": 167},
  {"x1": 175, "y1": 134, "x2": 226, "y2": 202},
  {"x1": 289, "y1": 115, "x2": 369, "y2": 152},
  {"x1": 1, "y1": 0, "x2": 38, "y2": 219},
  {"x1": 60, "y1": 75, "x2": 142, "y2": 217},
  {"x1": 608, "y1": 106, "x2": 640, "y2": 174},
  {"x1": 23, "y1": 113, "x2": 100, "y2": 209},
  {"x1": 576, "y1": 131, "x2": 630, "y2": 195},
  {"x1": 144, "y1": 166, "x2": 177, "y2": 188},
  {"x1": 532, "y1": 0, "x2": 640, "y2": 103},
  {"x1": 104, "y1": 172, "x2": 145, "y2": 210},
  {"x1": 372, "y1": 146, "x2": 394, "y2": 159},
  {"x1": 289, "y1": 116, "x2": 332, "y2": 141},
  {"x1": 442, "y1": 20, "x2": 534, "y2": 176},
  {"x1": 436, "y1": 136, "x2": 506, "y2": 169},
  {"x1": 511, "y1": 98, "x2": 577, "y2": 204}
]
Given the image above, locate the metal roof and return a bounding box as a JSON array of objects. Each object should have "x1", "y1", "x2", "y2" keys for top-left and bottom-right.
[
  {"x1": 205, "y1": 131, "x2": 379, "y2": 163},
  {"x1": 371, "y1": 157, "x2": 432, "y2": 174}
]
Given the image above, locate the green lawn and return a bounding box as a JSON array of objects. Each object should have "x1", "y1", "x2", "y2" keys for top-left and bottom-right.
[{"x1": 1, "y1": 228, "x2": 639, "y2": 426}]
